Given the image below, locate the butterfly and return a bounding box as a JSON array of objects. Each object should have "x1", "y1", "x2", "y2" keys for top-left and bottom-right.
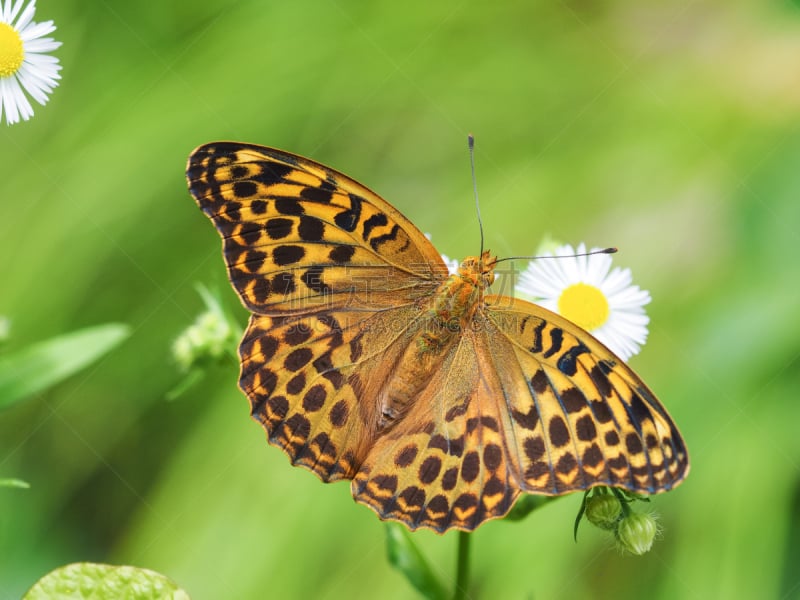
[{"x1": 186, "y1": 142, "x2": 689, "y2": 533}]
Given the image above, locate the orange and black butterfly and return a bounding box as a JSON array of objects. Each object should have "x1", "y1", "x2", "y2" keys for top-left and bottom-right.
[{"x1": 186, "y1": 142, "x2": 689, "y2": 533}]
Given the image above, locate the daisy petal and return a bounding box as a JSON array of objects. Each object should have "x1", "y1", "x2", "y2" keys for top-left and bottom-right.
[
  {"x1": 19, "y1": 19, "x2": 54, "y2": 41},
  {"x1": 13, "y1": 0, "x2": 34, "y2": 31}
]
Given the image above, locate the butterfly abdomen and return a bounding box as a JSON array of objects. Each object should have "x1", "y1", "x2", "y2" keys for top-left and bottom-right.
[{"x1": 377, "y1": 269, "x2": 483, "y2": 430}]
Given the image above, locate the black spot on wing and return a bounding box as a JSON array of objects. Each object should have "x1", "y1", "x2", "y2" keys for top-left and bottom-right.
[
  {"x1": 273, "y1": 245, "x2": 305, "y2": 266},
  {"x1": 419, "y1": 456, "x2": 442, "y2": 484},
  {"x1": 284, "y1": 348, "x2": 313, "y2": 371},
  {"x1": 524, "y1": 437, "x2": 546, "y2": 461},
  {"x1": 230, "y1": 165, "x2": 248, "y2": 179},
  {"x1": 302, "y1": 266, "x2": 331, "y2": 294},
  {"x1": 302, "y1": 385, "x2": 327, "y2": 412},
  {"x1": 543, "y1": 328, "x2": 563, "y2": 359},
  {"x1": 530, "y1": 321, "x2": 545, "y2": 354},
  {"x1": 625, "y1": 433, "x2": 643, "y2": 454},
  {"x1": 334, "y1": 194, "x2": 363, "y2": 232},
  {"x1": 549, "y1": 416, "x2": 570, "y2": 447},
  {"x1": 370, "y1": 224, "x2": 401, "y2": 251},
  {"x1": 300, "y1": 186, "x2": 334, "y2": 203},
  {"x1": 530, "y1": 370, "x2": 548, "y2": 394},
  {"x1": 329, "y1": 400, "x2": 349, "y2": 427},
  {"x1": 589, "y1": 363, "x2": 613, "y2": 397},
  {"x1": 233, "y1": 180, "x2": 257, "y2": 198},
  {"x1": 298, "y1": 216, "x2": 325, "y2": 241},
  {"x1": 362, "y1": 212, "x2": 388, "y2": 240},
  {"x1": 557, "y1": 342, "x2": 590, "y2": 376},
  {"x1": 630, "y1": 391, "x2": 654, "y2": 428},
  {"x1": 395, "y1": 445, "x2": 418, "y2": 467},
  {"x1": 329, "y1": 245, "x2": 356, "y2": 263},
  {"x1": 271, "y1": 272, "x2": 295, "y2": 296},
  {"x1": 265, "y1": 218, "x2": 293, "y2": 240},
  {"x1": 274, "y1": 197, "x2": 304, "y2": 215},
  {"x1": 257, "y1": 162, "x2": 295, "y2": 183}
]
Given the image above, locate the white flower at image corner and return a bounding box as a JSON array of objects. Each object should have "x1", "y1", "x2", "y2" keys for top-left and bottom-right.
[
  {"x1": 0, "y1": 0, "x2": 61, "y2": 125},
  {"x1": 516, "y1": 243, "x2": 651, "y2": 361}
]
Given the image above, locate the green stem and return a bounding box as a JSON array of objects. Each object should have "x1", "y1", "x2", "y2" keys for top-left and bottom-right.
[
  {"x1": 453, "y1": 531, "x2": 471, "y2": 600},
  {"x1": 611, "y1": 487, "x2": 633, "y2": 517}
]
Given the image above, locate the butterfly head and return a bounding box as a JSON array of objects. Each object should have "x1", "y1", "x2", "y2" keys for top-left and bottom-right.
[{"x1": 458, "y1": 250, "x2": 497, "y2": 289}]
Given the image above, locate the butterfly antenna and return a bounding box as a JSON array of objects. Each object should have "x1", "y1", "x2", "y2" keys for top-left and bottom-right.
[
  {"x1": 468, "y1": 134, "x2": 485, "y2": 257},
  {"x1": 495, "y1": 247, "x2": 617, "y2": 265}
]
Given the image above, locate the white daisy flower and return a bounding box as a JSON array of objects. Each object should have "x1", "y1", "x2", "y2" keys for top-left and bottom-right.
[
  {"x1": 516, "y1": 243, "x2": 651, "y2": 360},
  {"x1": 424, "y1": 233, "x2": 460, "y2": 275},
  {"x1": 0, "y1": 0, "x2": 62, "y2": 125},
  {"x1": 440, "y1": 253, "x2": 460, "y2": 276}
]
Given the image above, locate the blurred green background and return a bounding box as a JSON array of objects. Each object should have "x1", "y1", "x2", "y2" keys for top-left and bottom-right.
[{"x1": 2, "y1": 0, "x2": 800, "y2": 598}]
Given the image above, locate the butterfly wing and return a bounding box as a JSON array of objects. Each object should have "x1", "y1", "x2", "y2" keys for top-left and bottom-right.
[
  {"x1": 238, "y1": 305, "x2": 422, "y2": 482},
  {"x1": 351, "y1": 324, "x2": 520, "y2": 532},
  {"x1": 482, "y1": 295, "x2": 689, "y2": 495},
  {"x1": 351, "y1": 296, "x2": 689, "y2": 532},
  {"x1": 186, "y1": 142, "x2": 448, "y2": 482},
  {"x1": 186, "y1": 142, "x2": 447, "y2": 315}
]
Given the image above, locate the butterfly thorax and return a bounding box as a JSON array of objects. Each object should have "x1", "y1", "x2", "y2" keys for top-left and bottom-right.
[
  {"x1": 424, "y1": 250, "x2": 497, "y2": 346},
  {"x1": 376, "y1": 251, "x2": 497, "y2": 430}
]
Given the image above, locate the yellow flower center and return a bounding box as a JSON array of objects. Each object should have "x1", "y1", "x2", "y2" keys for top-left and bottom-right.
[
  {"x1": 557, "y1": 282, "x2": 610, "y2": 331},
  {"x1": 0, "y1": 22, "x2": 24, "y2": 78}
]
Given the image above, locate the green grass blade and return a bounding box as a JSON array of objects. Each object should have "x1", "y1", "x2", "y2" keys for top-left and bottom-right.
[
  {"x1": 0, "y1": 478, "x2": 30, "y2": 489},
  {"x1": 385, "y1": 523, "x2": 448, "y2": 600},
  {"x1": 0, "y1": 323, "x2": 131, "y2": 409}
]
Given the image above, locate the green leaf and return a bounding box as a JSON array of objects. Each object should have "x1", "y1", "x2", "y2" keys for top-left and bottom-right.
[
  {"x1": 0, "y1": 323, "x2": 130, "y2": 410},
  {"x1": 23, "y1": 563, "x2": 190, "y2": 600},
  {"x1": 0, "y1": 478, "x2": 30, "y2": 489},
  {"x1": 165, "y1": 368, "x2": 205, "y2": 401},
  {"x1": 384, "y1": 523, "x2": 447, "y2": 600},
  {"x1": 574, "y1": 491, "x2": 590, "y2": 541}
]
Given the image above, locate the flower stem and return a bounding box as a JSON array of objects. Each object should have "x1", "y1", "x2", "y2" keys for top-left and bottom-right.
[
  {"x1": 453, "y1": 531, "x2": 471, "y2": 600},
  {"x1": 611, "y1": 487, "x2": 633, "y2": 517}
]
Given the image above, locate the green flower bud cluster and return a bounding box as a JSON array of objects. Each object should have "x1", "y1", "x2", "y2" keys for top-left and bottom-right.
[
  {"x1": 173, "y1": 286, "x2": 237, "y2": 372},
  {"x1": 576, "y1": 486, "x2": 661, "y2": 555}
]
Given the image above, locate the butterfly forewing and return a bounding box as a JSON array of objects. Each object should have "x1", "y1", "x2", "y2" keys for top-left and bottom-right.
[{"x1": 187, "y1": 142, "x2": 446, "y2": 315}]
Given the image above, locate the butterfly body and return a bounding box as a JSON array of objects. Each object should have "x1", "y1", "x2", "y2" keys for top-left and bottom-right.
[
  {"x1": 378, "y1": 251, "x2": 494, "y2": 430},
  {"x1": 187, "y1": 142, "x2": 689, "y2": 533}
]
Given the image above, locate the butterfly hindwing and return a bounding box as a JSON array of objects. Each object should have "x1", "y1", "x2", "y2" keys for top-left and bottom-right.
[
  {"x1": 352, "y1": 328, "x2": 519, "y2": 532},
  {"x1": 239, "y1": 303, "x2": 425, "y2": 482}
]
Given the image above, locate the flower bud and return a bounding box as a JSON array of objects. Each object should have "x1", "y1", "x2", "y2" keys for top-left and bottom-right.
[
  {"x1": 172, "y1": 294, "x2": 235, "y2": 371},
  {"x1": 584, "y1": 492, "x2": 622, "y2": 530},
  {"x1": 615, "y1": 512, "x2": 659, "y2": 555}
]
